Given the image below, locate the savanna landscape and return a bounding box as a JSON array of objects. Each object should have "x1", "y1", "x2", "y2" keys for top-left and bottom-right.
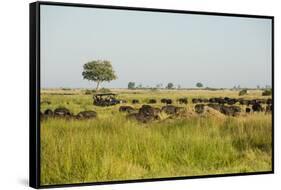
[
  {"x1": 39, "y1": 5, "x2": 273, "y2": 186},
  {"x1": 40, "y1": 87, "x2": 272, "y2": 185}
]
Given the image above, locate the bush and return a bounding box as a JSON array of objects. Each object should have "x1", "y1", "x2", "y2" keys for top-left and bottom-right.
[
  {"x1": 99, "y1": 88, "x2": 111, "y2": 93},
  {"x1": 128, "y1": 82, "x2": 135, "y2": 89},
  {"x1": 205, "y1": 87, "x2": 218, "y2": 91},
  {"x1": 239, "y1": 89, "x2": 248, "y2": 96},
  {"x1": 84, "y1": 89, "x2": 96, "y2": 95},
  {"x1": 150, "y1": 88, "x2": 159, "y2": 92},
  {"x1": 262, "y1": 89, "x2": 272, "y2": 96},
  {"x1": 61, "y1": 88, "x2": 71, "y2": 91}
]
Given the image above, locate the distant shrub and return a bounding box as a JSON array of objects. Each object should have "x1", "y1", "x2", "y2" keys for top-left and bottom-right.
[
  {"x1": 239, "y1": 89, "x2": 248, "y2": 96},
  {"x1": 150, "y1": 88, "x2": 159, "y2": 92},
  {"x1": 61, "y1": 88, "x2": 71, "y2": 91},
  {"x1": 85, "y1": 88, "x2": 111, "y2": 94},
  {"x1": 262, "y1": 89, "x2": 272, "y2": 96},
  {"x1": 84, "y1": 89, "x2": 95, "y2": 95},
  {"x1": 99, "y1": 88, "x2": 111, "y2": 93},
  {"x1": 128, "y1": 82, "x2": 135, "y2": 89},
  {"x1": 205, "y1": 87, "x2": 218, "y2": 91},
  {"x1": 166, "y1": 83, "x2": 174, "y2": 89},
  {"x1": 196, "y1": 82, "x2": 203, "y2": 88}
]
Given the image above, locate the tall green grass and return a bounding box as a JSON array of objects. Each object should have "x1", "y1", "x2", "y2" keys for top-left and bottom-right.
[{"x1": 41, "y1": 112, "x2": 272, "y2": 185}]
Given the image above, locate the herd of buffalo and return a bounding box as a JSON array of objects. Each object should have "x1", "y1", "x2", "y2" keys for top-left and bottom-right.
[{"x1": 40, "y1": 96, "x2": 272, "y2": 123}]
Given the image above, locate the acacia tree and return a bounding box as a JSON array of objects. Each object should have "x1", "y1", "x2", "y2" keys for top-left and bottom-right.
[
  {"x1": 196, "y1": 82, "x2": 203, "y2": 88},
  {"x1": 82, "y1": 60, "x2": 117, "y2": 91},
  {"x1": 128, "y1": 82, "x2": 135, "y2": 89},
  {"x1": 166, "y1": 82, "x2": 174, "y2": 89}
]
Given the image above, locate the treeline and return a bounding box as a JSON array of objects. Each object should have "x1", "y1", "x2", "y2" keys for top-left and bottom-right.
[
  {"x1": 127, "y1": 81, "x2": 272, "y2": 93},
  {"x1": 128, "y1": 82, "x2": 204, "y2": 90}
]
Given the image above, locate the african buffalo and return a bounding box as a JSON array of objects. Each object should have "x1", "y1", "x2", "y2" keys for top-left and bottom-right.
[
  {"x1": 207, "y1": 104, "x2": 241, "y2": 116},
  {"x1": 225, "y1": 98, "x2": 237, "y2": 105},
  {"x1": 252, "y1": 103, "x2": 263, "y2": 112},
  {"x1": 148, "y1": 99, "x2": 157, "y2": 104},
  {"x1": 119, "y1": 106, "x2": 136, "y2": 113},
  {"x1": 139, "y1": 105, "x2": 160, "y2": 117},
  {"x1": 161, "y1": 98, "x2": 173, "y2": 104},
  {"x1": 220, "y1": 106, "x2": 241, "y2": 116},
  {"x1": 76, "y1": 111, "x2": 97, "y2": 119},
  {"x1": 128, "y1": 105, "x2": 160, "y2": 123},
  {"x1": 161, "y1": 105, "x2": 185, "y2": 115},
  {"x1": 194, "y1": 104, "x2": 205, "y2": 114},
  {"x1": 132, "y1": 99, "x2": 139, "y2": 104},
  {"x1": 54, "y1": 107, "x2": 72, "y2": 117},
  {"x1": 44, "y1": 109, "x2": 53, "y2": 116},
  {"x1": 177, "y1": 98, "x2": 188, "y2": 104},
  {"x1": 266, "y1": 104, "x2": 272, "y2": 113}
]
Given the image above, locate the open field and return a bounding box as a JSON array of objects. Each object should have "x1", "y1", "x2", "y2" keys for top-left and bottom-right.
[{"x1": 40, "y1": 89, "x2": 272, "y2": 185}]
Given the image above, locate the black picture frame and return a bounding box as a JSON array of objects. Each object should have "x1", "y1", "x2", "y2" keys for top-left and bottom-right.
[{"x1": 29, "y1": 1, "x2": 274, "y2": 189}]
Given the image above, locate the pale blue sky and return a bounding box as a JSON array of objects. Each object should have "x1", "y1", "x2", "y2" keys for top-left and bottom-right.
[{"x1": 40, "y1": 5, "x2": 272, "y2": 89}]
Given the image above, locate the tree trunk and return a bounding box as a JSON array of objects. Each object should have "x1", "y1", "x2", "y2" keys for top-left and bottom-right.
[{"x1": 96, "y1": 81, "x2": 100, "y2": 91}]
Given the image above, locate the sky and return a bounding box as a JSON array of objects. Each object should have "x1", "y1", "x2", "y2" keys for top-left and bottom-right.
[{"x1": 40, "y1": 5, "x2": 272, "y2": 89}]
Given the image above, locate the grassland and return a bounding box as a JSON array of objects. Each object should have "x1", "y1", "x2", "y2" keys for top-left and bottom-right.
[{"x1": 40, "y1": 89, "x2": 272, "y2": 185}]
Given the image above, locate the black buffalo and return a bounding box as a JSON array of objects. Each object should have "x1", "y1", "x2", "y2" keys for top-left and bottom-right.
[
  {"x1": 266, "y1": 104, "x2": 272, "y2": 113},
  {"x1": 148, "y1": 99, "x2": 157, "y2": 104},
  {"x1": 54, "y1": 107, "x2": 72, "y2": 117},
  {"x1": 44, "y1": 109, "x2": 53, "y2": 116},
  {"x1": 192, "y1": 98, "x2": 201, "y2": 104},
  {"x1": 220, "y1": 106, "x2": 241, "y2": 116},
  {"x1": 128, "y1": 105, "x2": 160, "y2": 123},
  {"x1": 139, "y1": 105, "x2": 160, "y2": 117},
  {"x1": 161, "y1": 98, "x2": 173, "y2": 104},
  {"x1": 177, "y1": 98, "x2": 188, "y2": 104},
  {"x1": 119, "y1": 106, "x2": 136, "y2": 113},
  {"x1": 208, "y1": 97, "x2": 226, "y2": 104},
  {"x1": 161, "y1": 105, "x2": 185, "y2": 115},
  {"x1": 225, "y1": 98, "x2": 237, "y2": 105},
  {"x1": 252, "y1": 103, "x2": 264, "y2": 112},
  {"x1": 194, "y1": 104, "x2": 205, "y2": 114},
  {"x1": 207, "y1": 104, "x2": 241, "y2": 116},
  {"x1": 245, "y1": 107, "x2": 251, "y2": 113},
  {"x1": 76, "y1": 111, "x2": 97, "y2": 119},
  {"x1": 132, "y1": 99, "x2": 139, "y2": 104}
]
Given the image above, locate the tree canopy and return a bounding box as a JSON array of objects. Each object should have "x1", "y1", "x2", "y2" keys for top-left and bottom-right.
[
  {"x1": 128, "y1": 82, "x2": 135, "y2": 89},
  {"x1": 166, "y1": 83, "x2": 174, "y2": 89},
  {"x1": 196, "y1": 82, "x2": 203, "y2": 88},
  {"x1": 82, "y1": 60, "x2": 117, "y2": 90}
]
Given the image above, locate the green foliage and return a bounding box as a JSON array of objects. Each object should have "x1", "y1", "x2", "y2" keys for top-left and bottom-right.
[
  {"x1": 262, "y1": 89, "x2": 272, "y2": 96},
  {"x1": 196, "y1": 82, "x2": 203, "y2": 88},
  {"x1": 128, "y1": 82, "x2": 135, "y2": 89},
  {"x1": 82, "y1": 60, "x2": 117, "y2": 90},
  {"x1": 166, "y1": 82, "x2": 174, "y2": 89},
  {"x1": 239, "y1": 89, "x2": 248, "y2": 96}
]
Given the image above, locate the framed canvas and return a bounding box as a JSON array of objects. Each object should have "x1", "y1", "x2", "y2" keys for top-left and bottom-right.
[{"x1": 29, "y1": 1, "x2": 274, "y2": 188}]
